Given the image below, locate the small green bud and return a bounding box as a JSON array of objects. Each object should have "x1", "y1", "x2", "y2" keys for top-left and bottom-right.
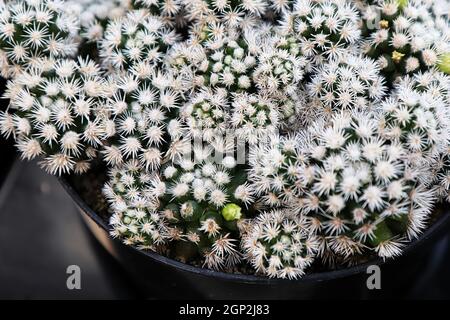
[
  {"x1": 437, "y1": 53, "x2": 450, "y2": 75},
  {"x1": 221, "y1": 203, "x2": 242, "y2": 221}
]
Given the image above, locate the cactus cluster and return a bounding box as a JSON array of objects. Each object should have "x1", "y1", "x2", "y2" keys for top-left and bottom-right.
[
  {"x1": 361, "y1": 0, "x2": 450, "y2": 81},
  {"x1": 298, "y1": 111, "x2": 436, "y2": 260},
  {"x1": 307, "y1": 54, "x2": 386, "y2": 117},
  {"x1": 106, "y1": 145, "x2": 254, "y2": 270},
  {"x1": 242, "y1": 209, "x2": 318, "y2": 279},
  {"x1": 248, "y1": 134, "x2": 307, "y2": 209},
  {"x1": 99, "y1": 10, "x2": 179, "y2": 71},
  {"x1": 379, "y1": 83, "x2": 450, "y2": 167},
  {"x1": 0, "y1": 0, "x2": 80, "y2": 77},
  {"x1": 280, "y1": 0, "x2": 361, "y2": 70},
  {"x1": 0, "y1": 57, "x2": 108, "y2": 174},
  {"x1": 67, "y1": 0, "x2": 131, "y2": 43},
  {"x1": 155, "y1": 147, "x2": 252, "y2": 269},
  {"x1": 0, "y1": 0, "x2": 450, "y2": 279},
  {"x1": 100, "y1": 11, "x2": 185, "y2": 170},
  {"x1": 103, "y1": 159, "x2": 168, "y2": 249},
  {"x1": 168, "y1": 26, "x2": 307, "y2": 140}
]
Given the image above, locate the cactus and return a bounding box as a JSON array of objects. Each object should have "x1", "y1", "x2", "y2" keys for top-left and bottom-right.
[
  {"x1": 154, "y1": 145, "x2": 254, "y2": 270},
  {"x1": 398, "y1": 70, "x2": 450, "y2": 202},
  {"x1": 66, "y1": 0, "x2": 131, "y2": 44},
  {"x1": 101, "y1": 67, "x2": 185, "y2": 169},
  {"x1": 0, "y1": 58, "x2": 108, "y2": 175},
  {"x1": 361, "y1": 0, "x2": 450, "y2": 81},
  {"x1": 107, "y1": 143, "x2": 254, "y2": 270},
  {"x1": 180, "y1": 0, "x2": 268, "y2": 30},
  {"x1": 99, "y1": 10, "x2": 179, "y2": 72},
  {"x1": 168, "y1": 27, "x2": 260, "y2": 93},
  {"x1": 169, "y1": 26, "x2": 306, "y2": 141},
  {"x1": 242, "y1": 209, "x2": 318, "y2": 279},
  {"x1": 99, "y1": 10, "x2": 185, "y2": 169},
  {"x1": 297, "y1": 111, "x2": 437, "y2": 260},
  {"x1": 280, "y1": 0, "x2": 361, "y2": 69},
  {"x1": 161, "y1": 200, "x2": 245, "y2": 270},
  {"x1": 132, "y1": 0, "x2": 180, "y2": 15},
  {"x1": 230, "y1": 92, "x2": 281, "y2": 144},
  {"x1": 0, "y1": 0, "x2": 448, "y2": 280},
  {"x1": 103, "y1": 159, "x2": 169, "y2": 249},
  {"x1": 248, "y1": 134, "x2": 308, "y2": 209},
  {"x1": 181, "y1": 88, "x2": 229, "y2": 141},
  {"x1": 400, "y1": 69, "x2": 450, "y2": 102},
  {"x1": 378, "y1": 82, "x2": 450, "y2": 168},
  {"x1": 438, "y1": 52, "x2": 450, "y2": 75},
  {"x1": 307, "y1": 54, "x2": 387, "y2": 117},
  {"x1": 253, "y1": 34, "x2": 306, "y2": 98},
  {"x1": 131, "y1": 0, "x2": 187, "y2": 29},
  {"x1": 0, "y1": 0, "x2": 80, "y2": 78}
]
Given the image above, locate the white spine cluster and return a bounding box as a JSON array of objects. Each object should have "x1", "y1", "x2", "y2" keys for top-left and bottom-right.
[
  {"x1": 230, "y1": 93, "x2": 280, "y2": 144},
  {"x1": 248, "y1": 134, "x2": 308, "y2": 209},
  {"x1": 100, "y1": 10, "x2": 185, "y2": 170},
  {"x1": 379, "y1": 83, "x2": 450, "y2": 167},
  {"x1": 169, "y1": 27, "x2": 306, "y2": 142},
  {"x1": 180, "y1": 0, "x2": 267, "y2": 30},
  {"x1": 160, "y1": 146, "x2": 253, "y2": 208},
  {"x1": 253, "y1": 35, "x2": 306, "y2": 97},
  {"x1": 66, "y1": 0, "x2": 131, "y2": 43},
  {"x1": 100, "y1": 10, "x2": 179, "y2": 71},
  {"x1": 102, "y1": 68, "x2": 184, "y2": 169}
]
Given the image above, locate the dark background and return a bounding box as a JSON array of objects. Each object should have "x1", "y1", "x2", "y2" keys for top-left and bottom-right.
[
  {"x1": 1, "y1": 154, "x2": 450, "y2": 299},
  {"x1": 0, "y1": 158, "x2": 140, "y2": 299}
]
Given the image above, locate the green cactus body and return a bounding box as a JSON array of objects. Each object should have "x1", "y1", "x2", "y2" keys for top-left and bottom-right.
[
  {"x1": 169, "y1": 26, "x2": 307, "y2": 141},
  {"x1": 438, "y1": 52, "x2": 450, "y2": 75}
]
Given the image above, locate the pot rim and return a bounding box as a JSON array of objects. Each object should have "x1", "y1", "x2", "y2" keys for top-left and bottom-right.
[{"x1": 59, "y1": 176, "x2": 450, "y2": 284}]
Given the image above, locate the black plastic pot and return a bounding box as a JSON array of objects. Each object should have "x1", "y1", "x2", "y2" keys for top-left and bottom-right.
[
  {"x1": 0, "y1": 78, "x2": 16, "y2": 190},
  {"x1": 59, "y1": 176, "x2": 450, "y2": 299},
  {"x1": 0, "y1": 138, "x2": 15, "y2": 190}
]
